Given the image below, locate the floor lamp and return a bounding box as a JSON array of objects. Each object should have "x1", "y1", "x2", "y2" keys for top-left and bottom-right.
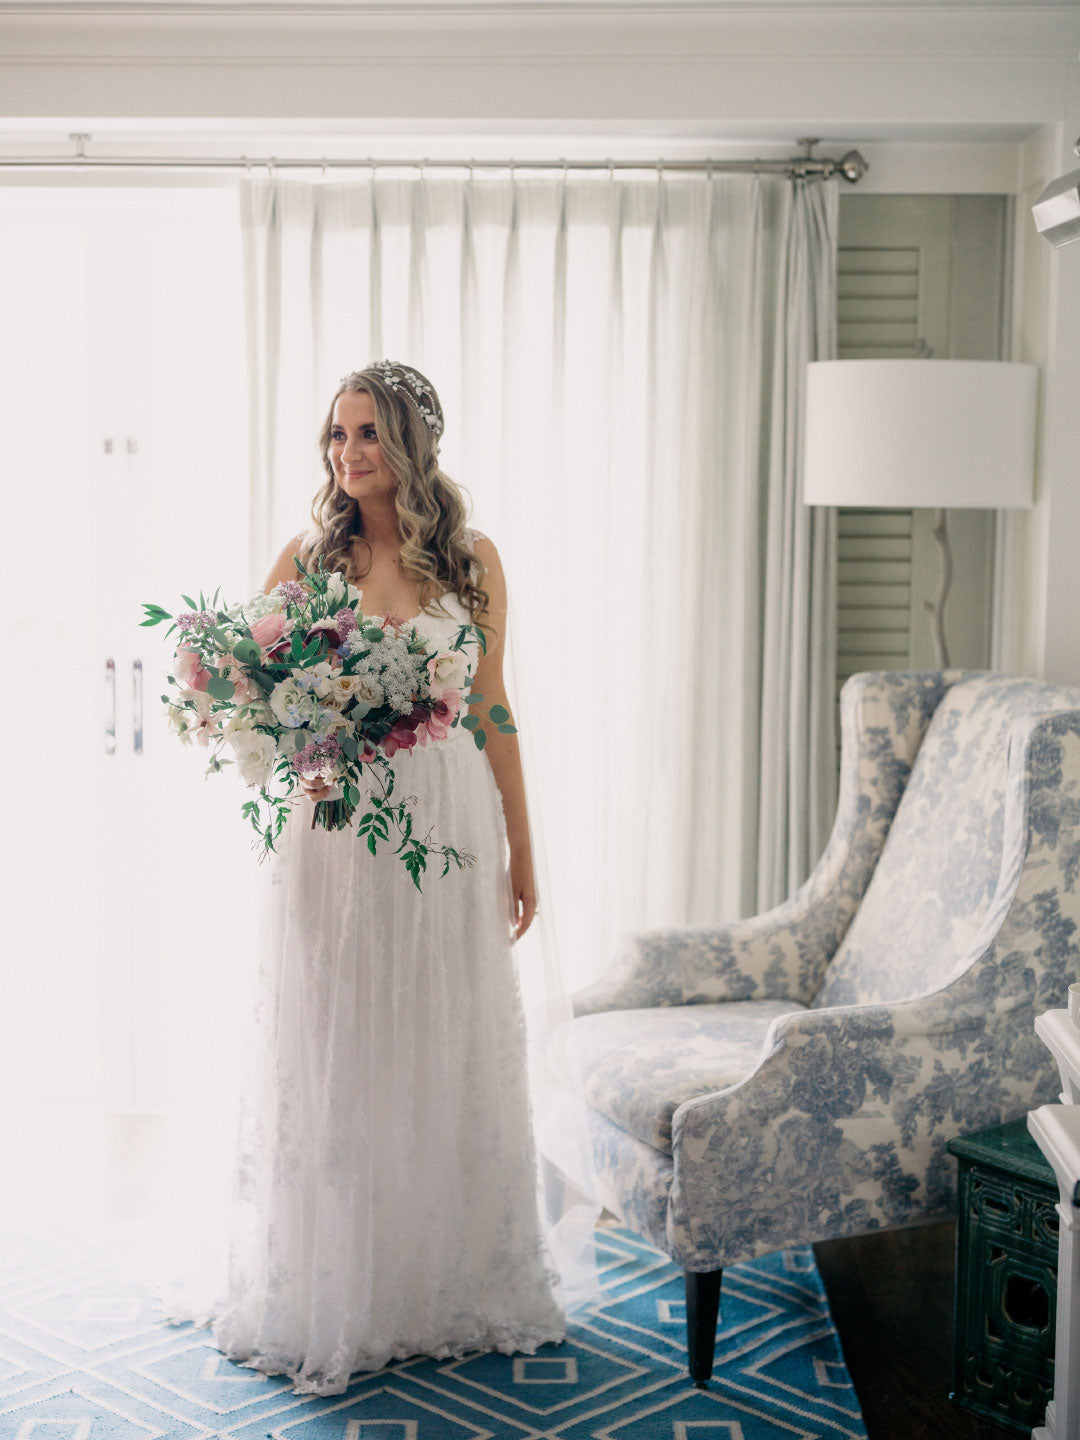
[{"x1": 802, "y1": 359, "x2": 1038, "y2": 667}]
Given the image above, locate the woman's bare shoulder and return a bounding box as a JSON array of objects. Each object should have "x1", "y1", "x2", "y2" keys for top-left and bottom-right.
[{"x1": 262, "y1": 530, "x2": 312, "y2": 593}]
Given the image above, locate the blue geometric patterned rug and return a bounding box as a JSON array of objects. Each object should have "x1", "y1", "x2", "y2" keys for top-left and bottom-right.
[{"x1": 0, "y1": 1218, "x2": 866, "y2": 1439}]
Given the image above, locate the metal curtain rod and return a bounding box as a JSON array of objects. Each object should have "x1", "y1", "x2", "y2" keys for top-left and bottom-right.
[{"x1": 0, "y1": 132, "x2": 870, "y2": 182}]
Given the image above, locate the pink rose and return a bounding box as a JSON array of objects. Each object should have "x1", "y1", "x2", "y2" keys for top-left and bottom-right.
[
  {"x1": 174, "y1": 644, "x2": 211, "y2": 692},
  {"x1": 250, "y1": 613, "x2": 293, "y2": 649}
]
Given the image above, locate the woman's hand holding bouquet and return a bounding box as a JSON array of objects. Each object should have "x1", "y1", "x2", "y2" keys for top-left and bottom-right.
[{"x1": 141, "y1": 556, "x2": 517, "y2": 892}]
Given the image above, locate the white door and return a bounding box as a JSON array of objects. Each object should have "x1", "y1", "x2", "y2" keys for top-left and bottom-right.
[{"x1": 0, "y1": 183, "x2": 258, "y2": 1225}]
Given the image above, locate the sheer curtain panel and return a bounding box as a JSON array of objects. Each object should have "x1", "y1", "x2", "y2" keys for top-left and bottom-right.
[{"x1": 241, "y1": 169, "x2": 838, "y2": 950}]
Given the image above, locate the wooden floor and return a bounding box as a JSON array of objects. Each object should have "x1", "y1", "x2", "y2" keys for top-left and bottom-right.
[{"x1": 814, "y1": 1221, "x2": 1018, "y2": 1440}]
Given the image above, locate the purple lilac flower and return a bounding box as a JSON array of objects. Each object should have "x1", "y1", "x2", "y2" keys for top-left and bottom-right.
[
  {"x1": 278, "y1": 580, "x2": 308, "y2": 605},
  {"x1": 290, "y1": 735, "x2": 342, "y2": 777},
  {"x1": 334, "y1": 607, "x2": 358, "y2": 637},
  {"x1": 177, "y1": 609, "x2": 219, "y2": 632}
]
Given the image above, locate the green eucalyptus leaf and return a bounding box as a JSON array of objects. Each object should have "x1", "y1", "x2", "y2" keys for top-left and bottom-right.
[
  {"x1": 473, "y1": 728, "x2": 487, "y2": 751},
  {"x1": 489, "y1": 703, "x2": 509, "y2": 724},
  {"x1": 232, "y1": 638, "x2": 261, "y2": 666},
  {"x1": 460, "y1": 714, "x2": 480, "y2": 731},
  {"x1": 207, "y1": 675, "x2": 236, "y2": 701},
  {"x1": 497, "y1": 722, "x2": 517, "y2": 734}
]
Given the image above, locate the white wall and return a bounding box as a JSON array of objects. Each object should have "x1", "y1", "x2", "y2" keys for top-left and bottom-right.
[{"x1": 2, "y1": 0, "x2": 1078, "y2": 678}]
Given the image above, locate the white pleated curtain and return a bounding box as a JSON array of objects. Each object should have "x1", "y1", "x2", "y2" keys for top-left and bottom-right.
[{"x1": 242, "y1": 167, "x2": 838, "y2": 968}]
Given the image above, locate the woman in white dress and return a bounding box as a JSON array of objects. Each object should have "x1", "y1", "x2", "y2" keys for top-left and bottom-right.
[{"x1": 198, "y1": 361, "x2": 573, "y2": 1394}]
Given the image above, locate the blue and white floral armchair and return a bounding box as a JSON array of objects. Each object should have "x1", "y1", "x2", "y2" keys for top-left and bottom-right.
[{"x1": 562, "y1": 671, "x2": 1080, "y2": 1386}]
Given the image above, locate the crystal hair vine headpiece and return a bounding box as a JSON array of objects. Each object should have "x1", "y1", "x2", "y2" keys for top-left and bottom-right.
[{"x1": 341, "y1": 360, "x2": 445, "y2": 444}]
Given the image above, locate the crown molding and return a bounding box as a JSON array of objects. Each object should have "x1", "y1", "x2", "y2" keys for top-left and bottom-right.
[
  {"x1": 1, "y1": 2, "x2": 1076, "y2": 126},
  {"x1": 2, "y1": 4, "x2": 1078, "y2": 52},
  {"x1": 0, "y1": 0, "x2": 1075, "y2": 10}
]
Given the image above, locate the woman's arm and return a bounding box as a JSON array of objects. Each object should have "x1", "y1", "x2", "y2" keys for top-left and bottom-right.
[{"x1": 469, "y1": 537, "x2": 537, "y2": 945}]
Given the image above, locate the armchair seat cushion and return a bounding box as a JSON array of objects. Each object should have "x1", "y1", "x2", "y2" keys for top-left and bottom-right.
[{"x1": 560, "y1": 999, "x2": 806, "y2": 1155}]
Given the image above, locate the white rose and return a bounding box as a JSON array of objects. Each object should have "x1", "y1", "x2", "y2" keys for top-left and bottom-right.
[
  {"x1": 228, "y1": 729, "x2": 278, "y2": 788},
  {"x1": 428, "y1": 648, "x2": 468, "y2": 697},
  {"x1": 321, "y1": 672, "x2": 375, "y2": 716},
  {"x1": 269, "y1": 677, "x2": 315, "y2": 728}
]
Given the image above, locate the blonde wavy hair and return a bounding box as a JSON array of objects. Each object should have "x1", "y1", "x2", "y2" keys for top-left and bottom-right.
[{"x1": 299, "y1": 365, "x2": 493, "y2": 636}]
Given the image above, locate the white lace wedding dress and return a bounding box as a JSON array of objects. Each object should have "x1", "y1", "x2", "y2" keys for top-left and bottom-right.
[{"x1": 156, "y1": 526, "x2": 568, "y2": 1395}]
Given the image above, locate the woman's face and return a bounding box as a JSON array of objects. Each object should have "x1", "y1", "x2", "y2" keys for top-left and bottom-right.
[{"x1": 328, "y1": 389, "x2": 397, "y2": 505}]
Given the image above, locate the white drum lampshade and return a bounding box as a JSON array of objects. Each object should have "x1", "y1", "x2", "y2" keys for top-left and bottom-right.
[{"x1": 803, "y1": 359, "x2": 1038, "y2": 511}]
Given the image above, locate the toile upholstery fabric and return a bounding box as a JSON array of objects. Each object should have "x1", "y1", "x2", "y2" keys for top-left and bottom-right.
[{"x1": 562, "y1": 671, "x2": 1080, "y2": 1272}]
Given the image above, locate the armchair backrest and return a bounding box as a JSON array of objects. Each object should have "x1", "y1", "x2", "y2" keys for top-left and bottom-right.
[{"x1": 812, "y1": 673, "x2": 1080, "y2": 1009}]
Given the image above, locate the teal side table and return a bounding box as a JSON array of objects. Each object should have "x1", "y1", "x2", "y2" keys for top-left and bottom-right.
[{"x1": 946, "y1": 1117, "x2": 1059, "y2": 1433}]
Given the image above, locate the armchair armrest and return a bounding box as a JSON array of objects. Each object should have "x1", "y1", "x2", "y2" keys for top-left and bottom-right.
[
  {"x1": 666, "y1": 994, "x2": 978, "y2": 1267},
  {"x1": 572, "y1": 670, "x2": 963, "y2": 1017}
]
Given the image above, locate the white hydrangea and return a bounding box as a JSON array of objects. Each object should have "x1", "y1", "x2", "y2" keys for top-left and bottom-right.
[{"x1": 226, "y1": 591, "x2": 285, "y2": 627}]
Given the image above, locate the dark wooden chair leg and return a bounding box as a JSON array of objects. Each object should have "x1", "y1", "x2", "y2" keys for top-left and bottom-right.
[{"x1": 685, "y1": 1268, "x2": 723, "y2": 1387}]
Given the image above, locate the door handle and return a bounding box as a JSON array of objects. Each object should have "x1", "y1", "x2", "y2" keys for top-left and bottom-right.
[
  {"x1": 132, "y1": 659, "x2": 143, "y2": 755},
  {"x1": 104, "y1": 658, "x2": 116, "y2": 754}
]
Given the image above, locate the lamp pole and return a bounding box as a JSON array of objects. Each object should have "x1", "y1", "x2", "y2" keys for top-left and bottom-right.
[{"x1": 925, "y1": 508, "x2": 952, "y2": 668}]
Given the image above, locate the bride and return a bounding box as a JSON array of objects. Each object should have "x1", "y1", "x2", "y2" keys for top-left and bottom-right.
[{"x1": 180, "y1": 360, "x2": 588, "y2": 1396}]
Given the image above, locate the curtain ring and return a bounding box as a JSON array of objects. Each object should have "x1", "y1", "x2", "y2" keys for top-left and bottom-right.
[
  {"x1": 367, "y1": 155, "x2": 376, "y2": 183},
  {"x1": 241, "y1": 154, "x2": 251, "y2": 177},
  {"x1": 320, "y1": 156, "x2": 327, "y2": 181},
  {"x1": 267, "y1": 155, "x2": 276, "y2": 179},
  {"x1": 607, "y1": 157, "x2": 614, "y2": 184}
]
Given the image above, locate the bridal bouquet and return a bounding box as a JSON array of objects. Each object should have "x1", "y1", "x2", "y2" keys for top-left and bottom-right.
[{"x1": 141, "y1": 556, "x2": 515, "y2": 890}]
